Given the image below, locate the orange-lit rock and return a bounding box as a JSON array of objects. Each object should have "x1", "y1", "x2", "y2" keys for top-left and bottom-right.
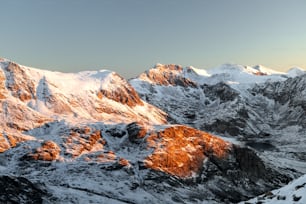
[
  {"x1": 0, "y1": 69, "x2": 7, "y2": 99},
  {"x1": 97, "y1": 151, "x2": 117, "y2": 162},
  {"x1": 144, "y1": 125, "x2": 231, "y2": 178},
  {"x1": 0, "y1": 131, "x2": 36, "y2": 153},
  {"x1": 4, "y1": 62, "x2": 36, "y2": 101},
  {"x1": 138, "y1": 64, "x2": 197, "y2": 87},
  {"x1": 94, "y1": 105, "x2": 120, "y2": 114},
  {"x1": 97, "y1": 91, "x2": 103, "y2": 99},
  {"x1": 83, "y1": 150, "x2": 130, "y2": 168},
  {"x1": 64, "y1": 127, "x2": 105, "y2": 158},
  {"x1": 119, "y1": 158, "x2": 130, "y2": 167},
  {"x1": 98, "y1": 81, "x2": 143, "y2": 107},
  {"x1": 95, "y1": 73, "x2": 144, "y2": 107},
  {"x1": 0, "y1": 133, "x2": 10, "y2": 153},
  {"x1": 1, "y1": 101, "x2": 52, "y2": 132},
  {"x1": 254, "y1": 71, "x2": 267, "y2": 76},
  {"x1": 29, "y1": 140, "x2": 61, "y2": 161}
]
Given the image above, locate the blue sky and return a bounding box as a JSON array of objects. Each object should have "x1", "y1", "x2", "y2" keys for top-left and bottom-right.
[{"x1": 1, "y1": 0, "x2": 305, "y2": 78}]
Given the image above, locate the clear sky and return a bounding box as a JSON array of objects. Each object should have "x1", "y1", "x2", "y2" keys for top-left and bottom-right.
[{"x1": 1, "y1": 0, "x2": 305, "y2": 78}]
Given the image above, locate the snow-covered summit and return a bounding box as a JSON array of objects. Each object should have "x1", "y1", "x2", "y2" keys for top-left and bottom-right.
[
  {"x1": 132, "y1": 63, "x2": 298, "y2": 91},
  {"x1": 252, "y1": 64, "x2": 285, "y2": 75},
  {"x1": 287, "y1": 67, "x2": 305, "y2": 78},
  {"x1": 0, "y1": 59, "x2": 166, "y2": 122},
  {"x1": 135, "y1": 64, "x2": 197, "y2": 86}
]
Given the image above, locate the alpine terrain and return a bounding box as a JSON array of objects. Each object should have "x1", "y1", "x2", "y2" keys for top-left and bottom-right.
[{"x1": 0, "y1": 58, "x2": 305, "y2": 203}]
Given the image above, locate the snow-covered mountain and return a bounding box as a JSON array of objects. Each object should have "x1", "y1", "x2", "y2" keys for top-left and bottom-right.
[
  {"x1": 0, "y1": 58, "x2": 167, "y2": 152},
  {"x1": 0, "y1": 59, "x2": 305, "y2": 203},
  {"x1": 131, "y1": 63, "x2": 306, "y2": 203}
]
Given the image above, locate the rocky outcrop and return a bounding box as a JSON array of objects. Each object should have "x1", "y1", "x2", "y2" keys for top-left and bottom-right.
[
  {"x1": 202, "y1": 82, "x2": 239, "y2": 103},
  {"x1": 203, "y1": 117, "x2": 247, "y2": 136},
  {"x1": 0, "y1": 133, "x2": 10, "y2": 152},
  {"x1": 127, "y1": 122, "x2": 148, "y2": 143},
  {"x1": 138, "y1": 64, "x2": 197, "y2": 87},
  {"x1": 140, "y1": 125, "x2": 288, "y2": 203},
  {"x1": 0, "y1": 131, "x2": 37, "y2": 153},
  {"x1": 145, "y1": 125, "x2": 231, "y2": 178},
  {"x1": 28, "y1": 140, "x2": 61, "y2": 161},
  {"x1": 97, "y1": 73, "x2": 144, "y2": 107},
  {"x1": 3, "y1": 62, "x2": 36, "y2": 101},
  {"x1": 0, "y1": 69, "x2": 8, "y2": 99},
  {"x1": 64, "y1": 126, "x2": 106, "y2": 158}
]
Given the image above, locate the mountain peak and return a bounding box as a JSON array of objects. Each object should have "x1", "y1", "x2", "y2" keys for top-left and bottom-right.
[
  {"x1": 252, "y1": 64, "x2": 285, "y2": 75},
  {"x1": 153, "y1": 63, "x2": 183, "y2": 71},
  {"x1": 135, "y1": 64, "x2": 197, "y2": 87},
  {"x1": 287, "y1": 66, "x2": 305, "y2": 77},
  {"x1": 0, "y1": 57, "x2": 9, "y2": 62}
]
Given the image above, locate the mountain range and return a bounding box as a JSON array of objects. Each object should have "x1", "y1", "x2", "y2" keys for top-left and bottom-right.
[{"x1": 0, "y1": 58, "x2": 305, "y2": 203}]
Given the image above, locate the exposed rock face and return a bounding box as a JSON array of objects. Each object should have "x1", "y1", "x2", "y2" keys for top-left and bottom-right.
[
  {"x1": 98, "y1": 87, "x2": 142, "y2": 107},
  {"x1": 0, "y1": 176, "x2": 46, "y2": 204},
  {"x1": 252, "y1": 74, "x2": 306, "y2": 122},
  {"x1": 202, "y1": 82, "x2": 239, "y2": 103},
  {"x1": 137, "y1": 64, "x2": 197, "y2": 87},
  {"x1": 28, "y1": 140, "x2": 61, "y2": 161},
  {"x1": 145, "y1": 125, "x2": 231, "y2": 178},
  {"x1": 0, "y1": 69, "x2": 8, "y2": 99},
  {"x1": 203, "y1": 117, "x2": 247, "y2": 136},
  {"x1": 3, "y1": 62, "x2": 36, "y2": 101},
  {"x1": 0, "y1": 131, "x2": 36, "y2": 153},
  {"x1": 126, "y1": 122, "x2": 148, "y2": 143},
  {"x1": 64, "y1": 126, "x2": 105, "y2": 158},
  {"x1": 139, "y1": 125, "x2": 288, "y2": 202},
  {"x1": 0, "y1": 133, "x2": 10, "y2": 152},
  {"x1": 233, "y1": 145, "x2": 267, "y2": 179},
  {"x1": 97, "y1": 73, "x2": 144, "y2": 107}
]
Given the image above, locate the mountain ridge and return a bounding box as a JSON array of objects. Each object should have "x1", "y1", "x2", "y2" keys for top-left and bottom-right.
[{"x1": 0, "y1": 58, "x2": 305, "y2": 203}]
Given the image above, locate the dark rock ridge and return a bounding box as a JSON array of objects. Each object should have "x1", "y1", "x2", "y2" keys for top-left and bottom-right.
[
  {"x1": 0, "y1": 175, "x2": 47, "y2": 204},
  {"x1": 202, "y1": 82, "x2": 239, "y2": 103}
]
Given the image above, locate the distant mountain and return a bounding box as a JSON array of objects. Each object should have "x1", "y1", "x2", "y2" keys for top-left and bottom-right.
[
  {"x1": 131, "y1": 63, "x2": 306, "y2": 203},
  {"x1": 0, "y1": 58, "x2": 305, "y2": 203}
]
